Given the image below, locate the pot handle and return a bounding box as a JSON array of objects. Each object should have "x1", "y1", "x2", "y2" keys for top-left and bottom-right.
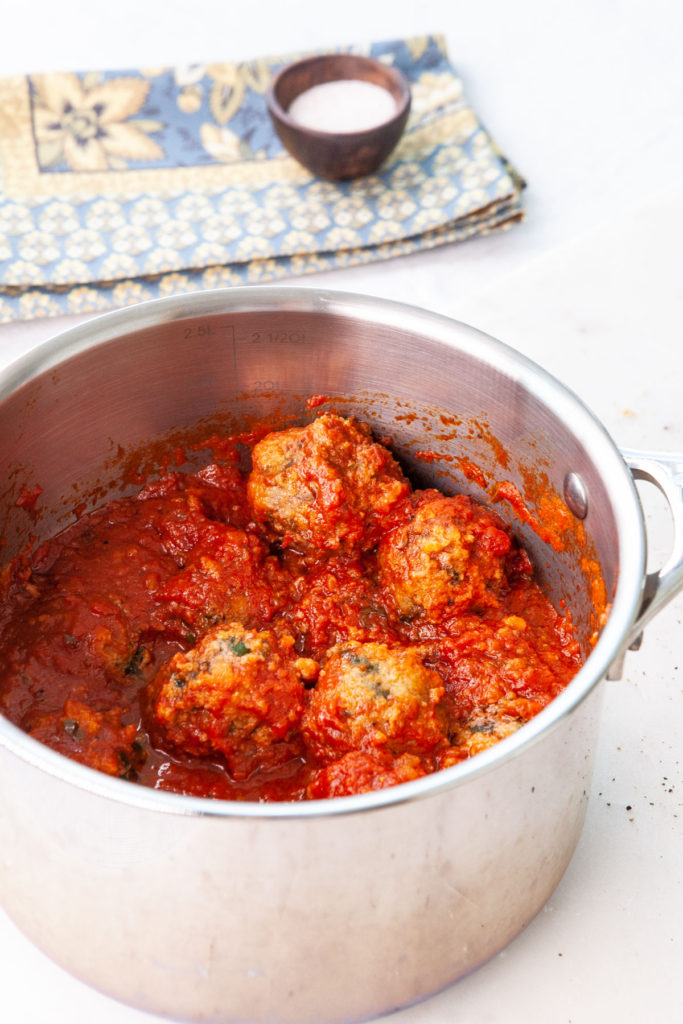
[{"x1": 620, "y1": 448, "x2": 683, "y2": 648}]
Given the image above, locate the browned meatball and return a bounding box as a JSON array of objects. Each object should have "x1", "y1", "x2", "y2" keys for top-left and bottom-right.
[
  {"x1": 26, "y1": 698, "x2": 145, "y2": 780},
  {"x1": 438, "y1": 693, "x2": 545, "y2": 764},
  {"x1": 378, "y1": 491, "x2": 516, "y2": 622},
  {"x1": 278, "y1": 557, "x2": 399, "y2": 659},
  {"x1": 147, "y1": 623, "x2": 316, "y2": 779},
  {"x1": 302, "y1": 641, "x2": 447, "y2": 760},
  {"x1": 307, "y1": 749, "x2": 426, "y2": 799},
  {"x1": 247, "y1": 413, "x2": 410, "y2": 554},
  {"x1": 155, "y1": 524, "x2": 284, "y2": 635}
]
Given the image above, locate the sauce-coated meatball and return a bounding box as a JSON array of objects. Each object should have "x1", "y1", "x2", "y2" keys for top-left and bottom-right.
[
  {"x1": 302, "y1": 641, "x2": 446, "y2": 760},
  {"x1": 378, "y1": 491, "x2": 515, "y2": 622},
  {"x1": 307, "y1": 749, "x2": 426, "y2": 799},
  {"x1": 147, "y1": 623, "x2": 315, "y2": 778},
  {"x1": 438, "y1": 693, "x2": 545, "y2": 763},
  {"x1": 155, "y1": 524, "x2": 283, "y2": 634},
  {"x1": 247, "y1": 413, "x2": 410, "y2": 554},
  {"x1": 278, "y1": 557, "x2": 399, "y2": 659},
  {"x1": 24, "y1": 698, "x2": 144, "y2": 780}
]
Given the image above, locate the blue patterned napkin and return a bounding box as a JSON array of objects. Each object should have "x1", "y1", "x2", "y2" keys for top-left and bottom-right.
[{"x1": 0, "y1": 35, "x2": 525, "y2": 323}]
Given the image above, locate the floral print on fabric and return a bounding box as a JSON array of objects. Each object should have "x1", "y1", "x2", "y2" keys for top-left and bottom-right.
[
  {"x1": 0, "y1": 35, "x2": 525, "y2": 322},
  {"x1": 32, "y1": 73, "x2": 164, "y2": 172}
]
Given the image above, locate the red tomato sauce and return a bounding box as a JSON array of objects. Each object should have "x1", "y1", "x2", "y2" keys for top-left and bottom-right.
[{"x1": 0, "y1": 413, "x2": 583, "y2": 801}]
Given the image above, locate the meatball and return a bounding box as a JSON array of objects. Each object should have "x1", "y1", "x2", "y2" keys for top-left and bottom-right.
[
  {"x1": 151, "y1": 483, "x2": 286, "y2": 634},
  {"x1": 431, "y1": 613, "x2": 578, "y2": 720},
  {"x1": 378, "y1": 491, "x2": 516, "y2": 622},
  {"x1": 302, "y1": 641, "x2": 447, "y2": 760},
  {"x1": 440, "y1": 693, "x2": 546, "y2": 762},
  {"x1": 147, "y1": 624, "x2": 316, "y2": 779},
  {"x1": 278, "y1": 557, "x2": 398, "y2": 659},
  {"x1": 247, "y1": 413, "x2": 410, "y2": 554},
  {"x1": 307, "y1": 749, "x2": 426, "y2": 799},
  {"x1": 26, "y1": 698, "x2": 145, "y2": 780},
  {"x1": 155, "y1": 524, "x2": 283, "y2": 634}
]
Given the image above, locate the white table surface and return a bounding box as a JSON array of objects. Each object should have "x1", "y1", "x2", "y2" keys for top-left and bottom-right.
[{"x1": 1, "y1": 2, "x2": 682, "y2": 1021}]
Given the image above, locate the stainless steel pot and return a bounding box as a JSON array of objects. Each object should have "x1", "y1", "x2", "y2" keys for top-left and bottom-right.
[{"x1": 1, "y1": 287, "x2": 682, "y2": 1024}]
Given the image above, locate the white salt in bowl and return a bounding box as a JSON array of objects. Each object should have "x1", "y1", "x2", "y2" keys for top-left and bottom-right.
[{"x1": 266, "y1": 53, "x2": 411, "y2": 180}]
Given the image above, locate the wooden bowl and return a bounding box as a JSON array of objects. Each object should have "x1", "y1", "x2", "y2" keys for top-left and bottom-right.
[{"x1": 266, "y1": 53, "x2": 411, "y2": 180}]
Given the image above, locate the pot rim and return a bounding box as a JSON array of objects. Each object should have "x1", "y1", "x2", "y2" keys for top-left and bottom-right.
[{"x1": 0, "y1": 286, "x2": 647, "y2": 819}]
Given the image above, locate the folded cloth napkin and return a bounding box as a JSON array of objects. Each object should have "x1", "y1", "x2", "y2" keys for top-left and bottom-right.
[{"x1": 0, "y1": 34, "x2": 525, "y2": 323}]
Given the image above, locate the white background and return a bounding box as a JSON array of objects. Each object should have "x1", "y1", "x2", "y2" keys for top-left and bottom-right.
[{"x1": 1, "y1": 2, "x2": 682, "y2": 1021}]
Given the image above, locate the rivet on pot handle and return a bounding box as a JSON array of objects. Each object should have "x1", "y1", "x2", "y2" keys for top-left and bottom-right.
[{"x1": 620, "y1": 448, "x2": 683, "y2": 649}]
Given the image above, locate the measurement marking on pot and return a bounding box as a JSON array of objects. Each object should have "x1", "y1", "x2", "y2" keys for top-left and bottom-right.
[
  {"x1": 249, "y1": 330, "x2": 308, "y2": 345},
  {"x1": 182, "y1": 321, "x2": 232, "y2": 340},
  {"x1": 180, "y1": 321, "x2": 237, "y2": 389}
]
